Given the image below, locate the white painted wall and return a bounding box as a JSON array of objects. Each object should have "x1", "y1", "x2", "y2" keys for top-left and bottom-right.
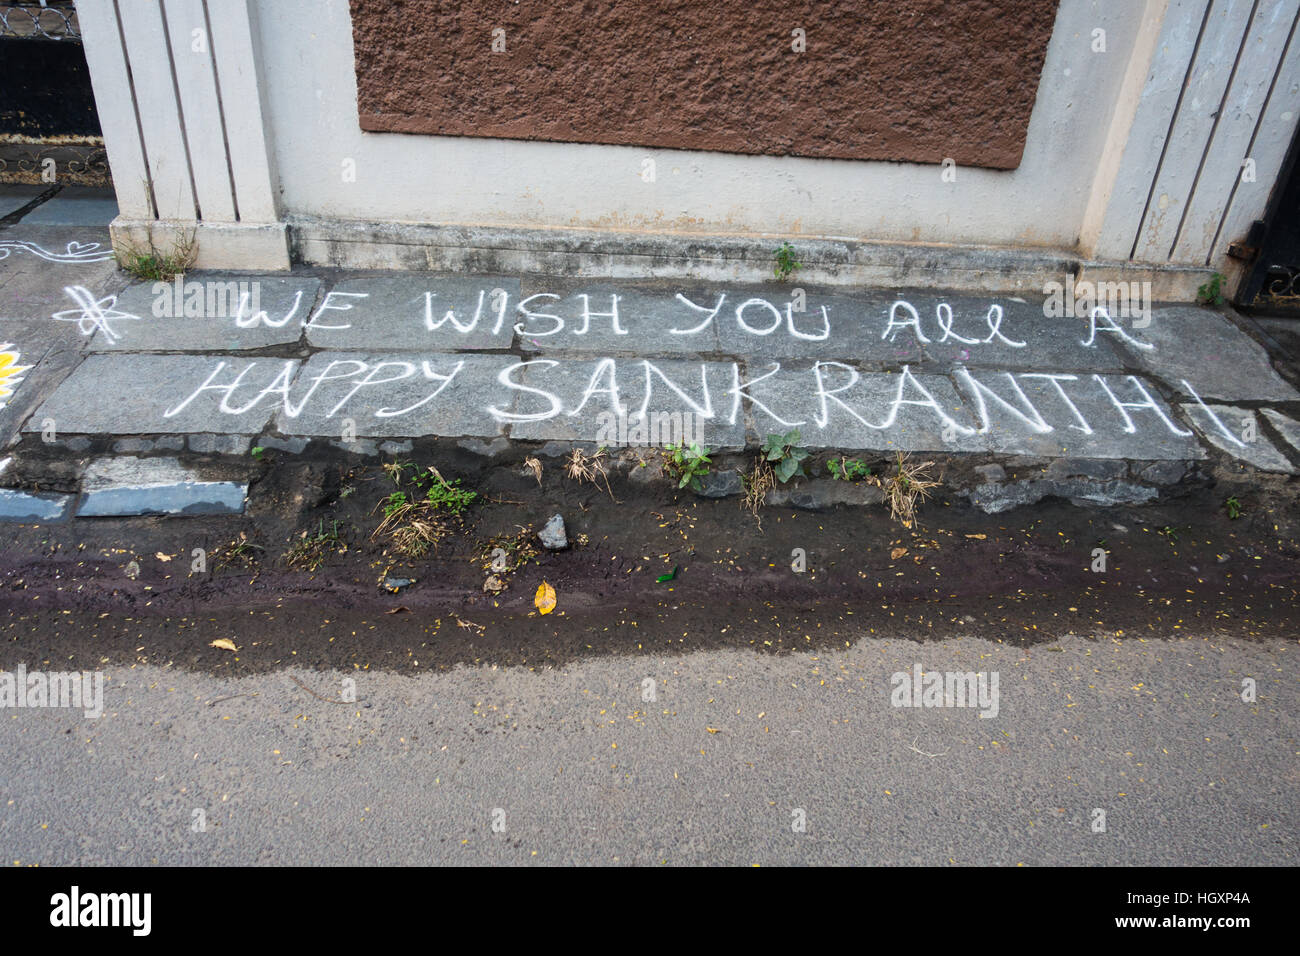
[
  {"x1": 82, "y1": 0, "x2": 1300, "y2": 273},
  {"x1": 253, "y1": 0, "x2": 1146, "y2": 250}
]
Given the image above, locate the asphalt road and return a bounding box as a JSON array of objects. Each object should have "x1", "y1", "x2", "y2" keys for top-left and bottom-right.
[{"x1": 2, "y1": 629, "x2": 1293, "y2": 866}]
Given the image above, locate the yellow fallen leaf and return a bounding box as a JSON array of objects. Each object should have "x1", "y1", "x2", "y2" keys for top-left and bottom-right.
[
  {"x1": 155, "y1": 552, "x2": 173, "y2": 562},
  {"x1": 209, "y1": 638, "x2": 238, "y2": 652},
  {"x1": 890, "y1": 547, "x2": 908, "y2": 560},
  {"x1": 535, "y1": 581, "x2": 556, "y2": 615},
  {"x1": 964, "y1": 534, "x2": 987, "y2": 540},
  {"x1": 706, "y1": 727, "x2": 720, "y2": 734}
]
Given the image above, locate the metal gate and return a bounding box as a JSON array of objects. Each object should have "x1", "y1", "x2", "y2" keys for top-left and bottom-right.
[{"x1": 0, "y1": 1, "x2": 109, "y2": 186}]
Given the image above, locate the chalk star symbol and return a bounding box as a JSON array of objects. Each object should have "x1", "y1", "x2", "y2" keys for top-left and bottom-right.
[{"x1": 52, "y1": 286, "x2": 140, "y2": 344}]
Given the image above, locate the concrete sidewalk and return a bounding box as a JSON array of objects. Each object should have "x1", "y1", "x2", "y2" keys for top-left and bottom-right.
[{"x1": 2, "y1": 223, "x2": 1299, "y2": 519}]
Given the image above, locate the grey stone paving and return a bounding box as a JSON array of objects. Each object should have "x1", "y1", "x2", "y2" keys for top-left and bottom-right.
[
  {"x1": 1263, "y1": 407, "x2": 1300, "y2": 455},
  {"x1": 25, "y1": 354, "x2": 298, "y2": 436},
  {"x1": 308, "y1": 276, "x2": 520, "y2": 351},
  {"x1": 0, "y1": 227, "x2": 125, "y2": 323},
  {"x1": 93, "y1": 276, "x2": 323, "y2": 352},
  {"x1": 16, "y1": 187, "x2": 119, "y2": 227},
  {"x1": 1113, "y1": 306, "x2": 1300, "y2": 402},
  {"x1": 740, "y1": 362, "x2": 988, "y2": 453},
  {"x1": 4, "y1": 230, "x2": 1300, "y2": 481},
  {"x1": 509, "y1": 357, "x2": 746, "y2": 447},
  {"x1": 1180, "y1": 404, "x2": 1296, "y2": 474},
  {"x1": 272, "y1": 352, "x2": 512, "y2": 439}
]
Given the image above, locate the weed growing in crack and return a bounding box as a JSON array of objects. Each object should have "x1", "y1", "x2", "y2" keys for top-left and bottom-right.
[
  {"x1": 476, "y1": 526, "x2": 541, "y2": 575},
  {"x1": 761, "y1": 429, "x2": 810, "y2": 483},
  {"x1": 827, "y1": 456, "x2": 871, "y2": 481},
  {"x1": 662, "y1": 442, "x2": 712, "y2": 493},
  {"x1": 774, "y1": 241, "x2": 801, "y2": 281},
  {"x1": 873, "y1": 452, "x2": 941, "y2": 528},
  {"x1": 115, "y1": 229, "x2": 197, "y2": 282},
  {"x1": 523, "y1": 456, "x2": 543, "y2": 485},
  {"x1": 214, "y1": 532, "x2": 263, "y2": 571}
]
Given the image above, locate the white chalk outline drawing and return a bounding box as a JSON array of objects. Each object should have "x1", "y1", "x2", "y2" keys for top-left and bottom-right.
[
  {"x1": 0, "y1": 343, "x2": 32, "y2": 411},
  {"x1": 0, "y1": 239, "x2": 115, "y2": 263},
  {"x1": 52, "y1": 285, "x2": 140, "y2": 343}
]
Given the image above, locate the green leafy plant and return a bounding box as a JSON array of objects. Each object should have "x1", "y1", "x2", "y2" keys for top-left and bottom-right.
[
  {"x1": 762, "y1": 430, "x2": 810, "y2": 483},
  {"x1": 774, "y1": 241, "x2": 801, "y2": 281},
  {"x1": 1225, "y1": 495, "x2": 1243, "y2": 520},
  {"x1": 422, "y1": 473, "x2": 477, "y2": 514},
  {"x1": 1197, "y1": 272, "x2": 1226, "y2": 306},
  {"x1": 827, "y1": 456, "x2": 871, "y2": 481},
  {"x1": 662, "y1": 442, "x2": 713, "y2": 492},
  {"x1": 250, "y1": 446, "x2": 266, "y2": 460},
  {"x1": 381, "y1": 491, "x2": 409, "y2": 518}
]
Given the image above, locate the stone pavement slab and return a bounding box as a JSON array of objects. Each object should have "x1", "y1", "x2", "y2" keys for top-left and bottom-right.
[
  {"x1": 271, "y1": 352, "x2": 513, "y2": 439},
  {"x1": 507, "y1": 357, "x2": 746, "y2": 447},
  {"x1": 1263, "y1": 408, "x2": 1300, "y2": 454},
  {"x1": 1112, "y1": 306, "x2": 1300, "y2": 402},
  {"x1": 1180, "y1": 404, "x2": 1296, "y2": 473},
  {"x1": 515, "y1": 281, "x2": 724, "y2": 356},
  {"x1": 0, "y1": 185, "x2": 46, "y2": 218},
  {"x1": 91, "y1": 275, "x2": 323, "y2": 351},
  {"x1": 927, "y1": 299, "x2": 1126, "y2": 372},
  {"x1": 7, "y1": 252, "x2": 1300, "y2": 479},
  {"x1": 306, "y1": 276, "x2": 520, "y2": 351},
  {"x1": 17, "y1": 187, "x2": 119, "y2": 227},
  {"x1": 953, "y1": 368, "x2": 1206, "y2": 460},
  {"x1": 25, "y1": 353, "x2": 299, "y2": 435},
  {"x1": 713, "y1": 288, "x2": 922, "y2": 364},
  {"x1": 0, "y1": 320, "x2": 89, "y2": 448},
  {"x1": 738, "y1": 361, "x2": 987, "y2": 452},
  {"x1": 0, "y1": 226, "x2": 125, "y2": 322},
  {"x1": 0, "y1": 487, "x2": 72, "y2": 522}
]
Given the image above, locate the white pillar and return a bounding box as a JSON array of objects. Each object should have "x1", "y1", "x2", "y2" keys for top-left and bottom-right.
[{"x1": 79, "y1": 0, "x2": 289, "y2": 270}]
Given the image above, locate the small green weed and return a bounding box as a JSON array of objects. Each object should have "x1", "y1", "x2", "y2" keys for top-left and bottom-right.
[
  {"x1": 663, "y1": 442, "x2": 712, "y2": 492},
  {"x1": 761, "y1": 429, "x2": 810, "y2": 483},
  {"x1": 827, "y1": 456, "x2": 871, "y2": 481},
  {"x1": 1197, "y1": 272, "x2": 1226, "y2": 306},
  {"x1": 774, "y1": 241, "x2": 801, "y2": 281}
]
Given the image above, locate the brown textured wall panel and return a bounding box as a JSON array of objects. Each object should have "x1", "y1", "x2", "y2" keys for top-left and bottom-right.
[{"x1": 350, "y1": 0, "x2": 1060, "y2": 170}]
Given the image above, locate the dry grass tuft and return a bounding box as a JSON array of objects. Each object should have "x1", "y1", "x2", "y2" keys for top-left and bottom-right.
[
  {"x1": 523, "y1": 456, "x2": 543, "y2": 485},
  {"x1": 873, "y1": 452, "x2": 941, "y2": 528},
  {"x1": 741, "y1": 455, "x2": 776, "y2": 529},
  {"x1": 564, "y1": 447, "x2": 614, "y2": 499}
]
